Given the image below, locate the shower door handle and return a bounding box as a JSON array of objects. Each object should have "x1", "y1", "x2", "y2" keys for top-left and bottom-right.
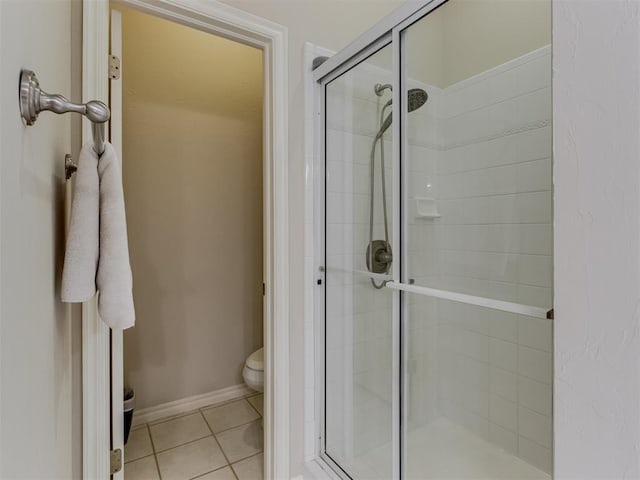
[{"x1": 384, "y1": 281, "x2": 549, "y2": 320}]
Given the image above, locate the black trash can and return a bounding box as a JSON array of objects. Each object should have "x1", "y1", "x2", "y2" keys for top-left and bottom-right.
[{"x1": 124, "y1": 387, "x2": 135, "y2": 445}]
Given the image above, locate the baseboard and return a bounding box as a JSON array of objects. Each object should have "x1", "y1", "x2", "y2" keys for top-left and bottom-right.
[{"x1": 132, "y1": 383, "x2": 254, "y2": 427}]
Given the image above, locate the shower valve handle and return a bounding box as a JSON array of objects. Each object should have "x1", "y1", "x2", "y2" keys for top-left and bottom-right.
[{"x1": 376, "y1": 250, "x2": 393, "y2": 263}]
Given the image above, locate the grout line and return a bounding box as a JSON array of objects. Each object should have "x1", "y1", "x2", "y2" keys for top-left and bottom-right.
[
  {"x1": 245, "y1": 396, "x2": 263, "y2": 418},
  {"x1": 200, "y1": 410, "x2": 236, "y2": 477},
  {"x1": 229, "y1": 463, "x2": 241, "y2": 480},
  {"x1": 213, "y1": 418, "x2": 263, "y2": 436},
  {"x1": 146, "y1": 424, "x2": 163, "y2": 480},
  {"x1": 230, "y1": 450, "x2": 265, "y2": 468},
  {"x1": 189, "y1": 465, "x2": 235, "y2": 480},
  {"x1": 124, "y1": 452, "x2": 155, "y2": 465},
  {"x1": 437, "y1": 156, "x2": 552, "y2": 177},
  {"x1": 153, "y1": 434, "x2": 213, "y2": 454}
]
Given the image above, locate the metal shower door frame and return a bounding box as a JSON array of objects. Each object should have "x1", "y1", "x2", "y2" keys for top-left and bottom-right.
[{"x1": 315, "y1": 2, "x2": 445, "y2": 479}]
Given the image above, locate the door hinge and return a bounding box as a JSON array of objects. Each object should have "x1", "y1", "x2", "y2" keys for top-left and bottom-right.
[
  {"x1": 262, "y1": 283, "x2": 266, "y2": 296},
  {"x1": 65, "y1": 153, "x2": 77, "y2": 180},
  {"x1": 109, "y1": 55, "x2": 121, "y2": 80},
  {"x1": 110, "y1": 448, "x2": 122, "y2": 475}
]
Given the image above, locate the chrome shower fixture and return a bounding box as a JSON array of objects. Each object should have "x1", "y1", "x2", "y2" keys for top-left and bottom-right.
[
  {"x1": 374, "y1": 83, "x2": 392, "y2": 96},
  {"x1": 366, "y1": 83, "x2": 429, "y2": 288},
  {"x1": 376, "y1": 88, "x2": 429, "y2": 139},
  {"x1": 374, "y1": 83, "x2": 429, "y2": 111}
]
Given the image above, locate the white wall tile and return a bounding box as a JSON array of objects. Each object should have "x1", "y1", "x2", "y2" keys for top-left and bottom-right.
[
  {"x1": 489, "y1": 423, "x2": 518, "y2": 455},
  {"x1": 518, "y1": 316, "x2": 553, "y2": 352},
  {"x1": 518, "y1": 377, "x2": 552, "y2": 417},
  {"x1": 490, "y1": 394, "x2": 518, "y2": 432},
  {"x1": 518, "y1": 406, "x2": 552, "y2": 448},
  {"x1": 489, "y1": 339, "x2": 518, "y2": 373},
  {"x1": 518, "y1": 346, "x2": 552, "y2": 384},
  {"x1": 517, "y1": 54, "x2": 552, "y2": 94},
  {"x1": 489, "y1": 311, "x2": 519, "y2": 343},
  {"x1": 518, "y1": 436, "x2": 552, "y2": 474},
  {"x1": 517, "y1": 254, "x2": 553, "y2": 287},
  {"x1": 516, "y1": 126, "x2": 552, "y2": 162},
  {"x1": 490, "y1": 367, "x2": 518, "y2": 402}
]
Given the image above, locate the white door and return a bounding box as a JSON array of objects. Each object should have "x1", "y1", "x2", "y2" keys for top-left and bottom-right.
[{"x1": 110, "y1": 8, "x2": 125, "y2": 479}]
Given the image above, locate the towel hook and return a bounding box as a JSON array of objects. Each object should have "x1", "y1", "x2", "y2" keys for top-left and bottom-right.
[{"x1": 19, "y1": 69, "x2": 110, "y2": 156}]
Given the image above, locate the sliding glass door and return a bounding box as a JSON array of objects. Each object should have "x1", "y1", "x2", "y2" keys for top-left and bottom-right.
[
  {"x1": 324, "y1": 42, "x2": 396, "y2": 479},
  {"x1": 320, "y1": 1, "x2": 552, "y2": 479}
]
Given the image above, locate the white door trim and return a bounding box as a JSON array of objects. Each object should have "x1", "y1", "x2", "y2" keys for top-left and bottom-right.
[
  {"x1": 81, "y1": 1, "x2": 289, "y2": 478},
  {"x1": 81, "y1": 4, "x2": 111, "y2": 478}
]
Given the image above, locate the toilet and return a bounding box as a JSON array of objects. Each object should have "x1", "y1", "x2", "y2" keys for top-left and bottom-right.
[{"x1": 243, "y1": 347, "x2": 264, "y2": 392}]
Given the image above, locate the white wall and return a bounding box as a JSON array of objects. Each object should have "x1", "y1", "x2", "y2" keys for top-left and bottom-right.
[
  {"x1": 0, "y1": 1, "x2": 80, "y2": 478},
  {"x1": 553, "y1": 0, "x2": 640, "y2": 478},
  {"x1": 119, "y1": 7, "x2": 264, "y2": 410}
]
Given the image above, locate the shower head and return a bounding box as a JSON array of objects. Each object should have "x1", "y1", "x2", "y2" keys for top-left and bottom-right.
[
  {"x1": 375, "y1": 88, "x2": 429, "y2": 139},
  {"x1": 407, "y1": 88, "x2": 429, "y2": 112}
]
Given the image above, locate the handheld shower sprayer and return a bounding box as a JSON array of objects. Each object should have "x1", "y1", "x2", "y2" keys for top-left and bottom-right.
[{"x1": 367, "y1": 83, "x2": 429, "y2": 288}]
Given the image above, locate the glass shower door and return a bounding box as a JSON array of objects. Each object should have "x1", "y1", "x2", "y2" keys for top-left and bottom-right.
[
  {"x1": 320, "y1": 1, "x2": 553, "y2": 479},
  {"x1": 324, "y1": 43, "x2": 396, "y2": 479},
  {"x1": 399, "y1": 2, "x2": 553, "y2": 478}
]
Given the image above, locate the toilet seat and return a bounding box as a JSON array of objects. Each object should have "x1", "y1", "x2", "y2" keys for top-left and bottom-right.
[
  {"x1": 243, "y1": 347, "x2": 264, "y2": 392},
  {"x1": 246, "y1": 347, "x2": 263, "y2": 371}
]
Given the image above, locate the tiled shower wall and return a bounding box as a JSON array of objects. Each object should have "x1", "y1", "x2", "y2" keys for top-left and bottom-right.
[{"x1": 432, "y1": 46, "x2": 553, "y2": 473}]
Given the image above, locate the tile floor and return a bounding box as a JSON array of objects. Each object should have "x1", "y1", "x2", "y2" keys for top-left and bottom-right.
[{"x1": 125, "y1": 393, "x2": 264, "y2": 480}]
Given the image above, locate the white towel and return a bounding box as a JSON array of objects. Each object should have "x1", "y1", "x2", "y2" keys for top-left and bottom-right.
[
  {"x1": 61, "y1": 143, "x2": 99, "y2": 302},
  {"x1": 61, "y1": 142, "x2": 135, "y2": 329}
]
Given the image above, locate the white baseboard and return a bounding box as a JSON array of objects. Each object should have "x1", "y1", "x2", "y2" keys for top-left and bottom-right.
[{"x1": 132, "y1": 384, "x2": 254, "y2": 427}]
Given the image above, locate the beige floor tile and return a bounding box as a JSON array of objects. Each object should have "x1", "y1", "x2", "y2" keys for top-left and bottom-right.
[
  {"x1": 125, "y1": 427, "x2": 154, "y2": 463},
  {"x1": 156, "y1": 437, "x2": 227, "y2": 480},
  {"x1": 195, "y1": 466, "x2": 237, "y2": 480},
  {"x1": 124, "y1": 456, "x2": 160, "y2": 480},
  {"x1": 150, "y1": 412, "x2": 211, "y2": 452},
  {"x1": 216, "y1": 421, "x2": 263, "y2": 463},
  {"x1": 202, "y1": 399, "x2": 260, "y2": 433},
  {"x1": 246, "y1": 394, "x2": 263, "y2": 416},
  {"x1": 232, "y1": 453, "x2": 264, "y2": 480}
]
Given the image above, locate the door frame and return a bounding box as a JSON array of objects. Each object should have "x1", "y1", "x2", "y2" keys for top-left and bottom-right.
[{"x1": 81, "y1": 1, "x2": 289, "y2": 478}]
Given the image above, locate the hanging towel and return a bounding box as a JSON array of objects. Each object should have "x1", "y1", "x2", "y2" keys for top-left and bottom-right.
[
  {"x1": 61, "y1": 143, "x2": 100, "y2": 302},
  {"x1": 96, "y1": 143, "x2": 135, "y2": 329},
  {"x1": 61, "y1": 142, "x2": 135, "y2": 329}
]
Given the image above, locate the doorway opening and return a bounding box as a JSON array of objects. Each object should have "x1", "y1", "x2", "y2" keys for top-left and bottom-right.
[
  {"x1": 81, "y1": 1, "x2": 288, "y2": 478},
  {"x1": 115, "y1": 6, "x2": 265, "y2": 479}
]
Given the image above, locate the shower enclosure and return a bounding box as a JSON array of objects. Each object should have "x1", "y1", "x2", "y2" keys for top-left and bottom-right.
[{"x1": 314, "y1": 0, "x2": 553, "y2": 478}]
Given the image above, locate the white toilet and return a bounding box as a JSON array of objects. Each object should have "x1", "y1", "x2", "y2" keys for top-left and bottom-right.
[{"x1": 243, "y1": 347, "x2": 264, "y2": 392}]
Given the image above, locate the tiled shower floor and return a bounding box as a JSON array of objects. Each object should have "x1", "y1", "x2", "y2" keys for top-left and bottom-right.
[{"x1": 124, "y1": 392, "x2": 264, "y2": 480}]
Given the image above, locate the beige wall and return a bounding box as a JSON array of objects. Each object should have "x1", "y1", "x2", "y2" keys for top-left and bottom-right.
[
  {"x1": 407, "y1": 0, "x2": 551, "y2": 87},
  {"x1": 440, "y1": 0, "x2": 550, "y2": 86},
  {"x1": 120, "y1": 7, "x2": 264, "y2": 410},
  {"x1": 0, "y1": 0, "x2": 81, "y2": 477}
]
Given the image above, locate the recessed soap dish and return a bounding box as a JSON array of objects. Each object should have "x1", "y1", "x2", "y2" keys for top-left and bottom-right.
[{"x1": 415, "y1": 197, "x2": 440, "y2": 219}]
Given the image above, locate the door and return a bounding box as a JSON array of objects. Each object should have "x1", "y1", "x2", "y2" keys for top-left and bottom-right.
[
  {"x1": 110, "y1": 8, "x2": 124, "y2": 479},
  {"x1": 323, "y1": 40, "x2": 398, "y2": 479},
  {"x1": 319, "y1": 1, "x2": 553, "y2": 479}
]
